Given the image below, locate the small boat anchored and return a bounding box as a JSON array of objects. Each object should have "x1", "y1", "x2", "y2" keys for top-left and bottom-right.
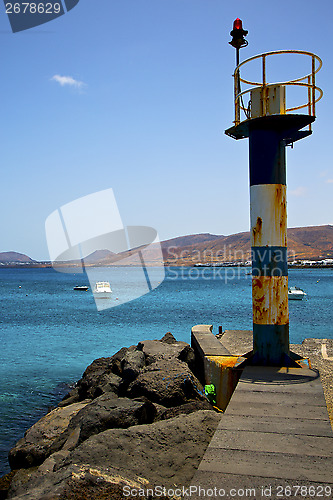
[
  {"x1": 288, "y1": 286, "x2": 307, "y2": 300},
  {"x1": 73, "y1": 285, "x2": 89, "y2": 291},
  {"x1": 93, "y1": 281, "x2": 112, "y2": 298}
]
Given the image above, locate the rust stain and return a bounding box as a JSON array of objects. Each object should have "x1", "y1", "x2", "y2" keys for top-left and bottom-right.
[
  {"x1": 251, "y1": 185, "x2": 287, "y2": 247},
  {"x1": 252, "y1": 216, "x2": 263, "y2": 247},
  {"x1": 274, "y1": 185, "x2": 287, "y2": 247},
  {"x1": 252, "y1": 278, "x2": 263, "y2": 289},
  {"x1": 252, "y1": 276, "x2": 289, "y2": 324}
]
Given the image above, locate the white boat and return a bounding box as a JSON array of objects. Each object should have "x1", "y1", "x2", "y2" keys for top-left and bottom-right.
[
  {"x1": 93, "y1": 281, "x2": 112, "y2": 298},
  {"x1": 288, "y1": 286, "x2": 307, "y2": 300}
]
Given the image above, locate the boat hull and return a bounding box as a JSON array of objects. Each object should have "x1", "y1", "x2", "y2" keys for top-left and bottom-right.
[
  {"x1": 288, "y1": 294, "x2": 304, "y2": 300},
  {"x1": 93, "y1": 292, "x2": 112, "y2": 299}
]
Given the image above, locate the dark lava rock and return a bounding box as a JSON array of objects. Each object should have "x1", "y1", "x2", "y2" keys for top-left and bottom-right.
[
  {"x1": 7, "y1": 464, "x2": 153, "y2": 500},
  {"x1": 160, "y1": 332, "x2": 178, "y2": 344},
  {"x1": 138, "y1": 338, "x2": 195, "y2": 367},
  {"x1": 121, "y1": 350, "x2": 146, "y2": 382},
  {"x1": 178, "y1": 344, "x2": 197, "y2": 372},
  {"x1": 0, "y1": 470, "x2": 16, "y2": 500},
  {"x1": 126, "y1": 358, "x2": 205, "y2": 407},
  {"x1": 66, "y1": 410, "x2": 220, "y2": 488},
  {"x1": 5, "y1": 334, "x2": 218, "y2": 500},
  {"x1": 6, "y1": 410, "x2": 220, "y2": 499},
  {"x1": 51, "y1": 394, "x2": 156, "y2": 451},
  {"x1": 76, "y1": 346, "x2": 136, "y2": 400},
  {"x1": 159, "y1": 400, "x2": 213, "y2": 420},
  {"x1": 93, "y1": 372, "x2": 123, "y2": 398},
  {"x1": 8, "y1": 401, "x2": 90, "y2": 470},
  {"x1": 58, "y1": 387, "x2": 80, "y2": 407}
]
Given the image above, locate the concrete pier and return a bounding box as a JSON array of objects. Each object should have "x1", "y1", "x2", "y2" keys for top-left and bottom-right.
[
  {"x1": 190, "y1": 329, "x2": 333, "y2": 499},
  {"x1": 191, "y1": 325, "x2": 245, "y2": 411}
]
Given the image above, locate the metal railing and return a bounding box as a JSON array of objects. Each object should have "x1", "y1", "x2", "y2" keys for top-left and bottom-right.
[{"x1": 233, "y1": 50, "x2": 323, "y2": 128}]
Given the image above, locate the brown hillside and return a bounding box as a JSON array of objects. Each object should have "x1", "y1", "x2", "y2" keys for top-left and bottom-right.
[
  {"x1": 162, "y1": 225, "x2": 333, "y2": 264},
  {"x1": 0, "y1": 252, "x2": 35, "y2": 263},
  {"x1": 48, "y1": 225, "x2": 333, "y2": 267},
  {"x1": 287, "y1": 226, "x2": 333, "y2": 259}
]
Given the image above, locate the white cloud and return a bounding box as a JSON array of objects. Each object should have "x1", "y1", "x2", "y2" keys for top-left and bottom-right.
[
  {"x1": 51, "y1": 75, "x2": 86, "y2": 89},
  {"x1": 326, "y1": 179, "x2": 333, "y2": 184},
  {"x1": 289, "y1": 186, "x2": 307, "y2": 197}
]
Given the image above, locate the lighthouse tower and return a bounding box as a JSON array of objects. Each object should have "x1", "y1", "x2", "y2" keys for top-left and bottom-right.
[{"x1": 225, "y1": 20, "x2": 322, "y2": 365}]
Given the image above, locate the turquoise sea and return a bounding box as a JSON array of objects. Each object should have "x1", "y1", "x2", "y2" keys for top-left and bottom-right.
[{"x1": 0, "y1": 266, "x2": 332, "y2": 476}]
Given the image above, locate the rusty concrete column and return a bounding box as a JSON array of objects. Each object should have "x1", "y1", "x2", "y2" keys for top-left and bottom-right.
[{"x1": 249, "y1": 123, "x2": 289, "y2": 365}]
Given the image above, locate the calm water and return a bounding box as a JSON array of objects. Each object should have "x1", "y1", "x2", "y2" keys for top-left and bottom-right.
[{"x1": 0, "y1": 266, "x2": 332, "y2": 476}]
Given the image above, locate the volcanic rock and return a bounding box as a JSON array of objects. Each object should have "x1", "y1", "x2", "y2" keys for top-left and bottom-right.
[
  {"x1": 5, "y1": 334, "x2": 219, "y2": 500},
  {"x1": 126, "y1": 358, "x2": 205, "y2": 407},
  {"x1": 50, "y1": 394, "x2": 156, "y2": 451},
  {"x1": 121, "y1": 350, "x2": 146, "y2": 382},
  {"x1": 8, "y1": 401, "x2": 90, "y2": 470},
  {"x1": 7, "y1": 410, "x2": 219, "y2": 499}
]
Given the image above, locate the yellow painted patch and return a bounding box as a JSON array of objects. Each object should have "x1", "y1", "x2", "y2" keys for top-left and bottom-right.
[
  {"x1": 204, "y1": 355, "x2": 243, "y2": 411},
  {"x1": 207, "y1": 356, "x2": 240, "y2": 368}
]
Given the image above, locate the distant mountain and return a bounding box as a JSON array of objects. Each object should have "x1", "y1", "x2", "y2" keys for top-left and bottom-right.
[
  {"x1": 287, "y1": 226, "x2": 333, "y2": 259},
  {"x1": 161, "y1": 225, "x2": 333, "y2": 264},
  {"x1": 83, "y1": 249, "x2": 116, "y2": 264},
  {"x1": 161, "y1": 233, "x2": 222, "y2": 249},
  {"x1": 81, "y1": 225, "x2": 333, "y2": 266},
  {"x1": 0, "y1": 251, "x2": 36, "y2": 263},
  {"x1": 1, "y1": 225, "x2": 332, "y2": 267},
  {"x1": 161, "y1": 231, "x2": 251, "y2": 264}
]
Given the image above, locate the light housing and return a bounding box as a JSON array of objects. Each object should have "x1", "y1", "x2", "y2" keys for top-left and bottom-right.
[{"x1": 229, "y1": 18, "x2": 248, "y2": 49}]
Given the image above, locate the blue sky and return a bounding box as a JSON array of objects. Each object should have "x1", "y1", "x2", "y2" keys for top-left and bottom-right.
[{"x1": 0, "y1": 0, "x2": 332, "y2": 259}]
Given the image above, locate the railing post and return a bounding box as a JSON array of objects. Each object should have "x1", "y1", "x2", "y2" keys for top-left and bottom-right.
[
  {"x1": 307, "y1": 75, "x2": 312, "y2": 131},
  {"x1": 312, "y1": 55, "x2": 316, "y2": 116},
  {"x1": 234, "y1": 68, "x2": 240, "y2": 125},
  {"x1": 262, "y1": 55, "x2": 267, "y2": 116}
]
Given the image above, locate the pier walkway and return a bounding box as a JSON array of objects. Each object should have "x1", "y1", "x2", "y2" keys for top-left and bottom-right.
[{"x1": 190, "y1": 330, "x2": 333, "y2": 499}]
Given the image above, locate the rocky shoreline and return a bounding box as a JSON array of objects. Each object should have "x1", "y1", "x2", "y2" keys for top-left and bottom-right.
[
  {"x1": 0, "y1": 333, "x2": 220, "y2": 500},
  {"x1": 2, "y1": 333, "x2": 332, "y2": 500}
]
